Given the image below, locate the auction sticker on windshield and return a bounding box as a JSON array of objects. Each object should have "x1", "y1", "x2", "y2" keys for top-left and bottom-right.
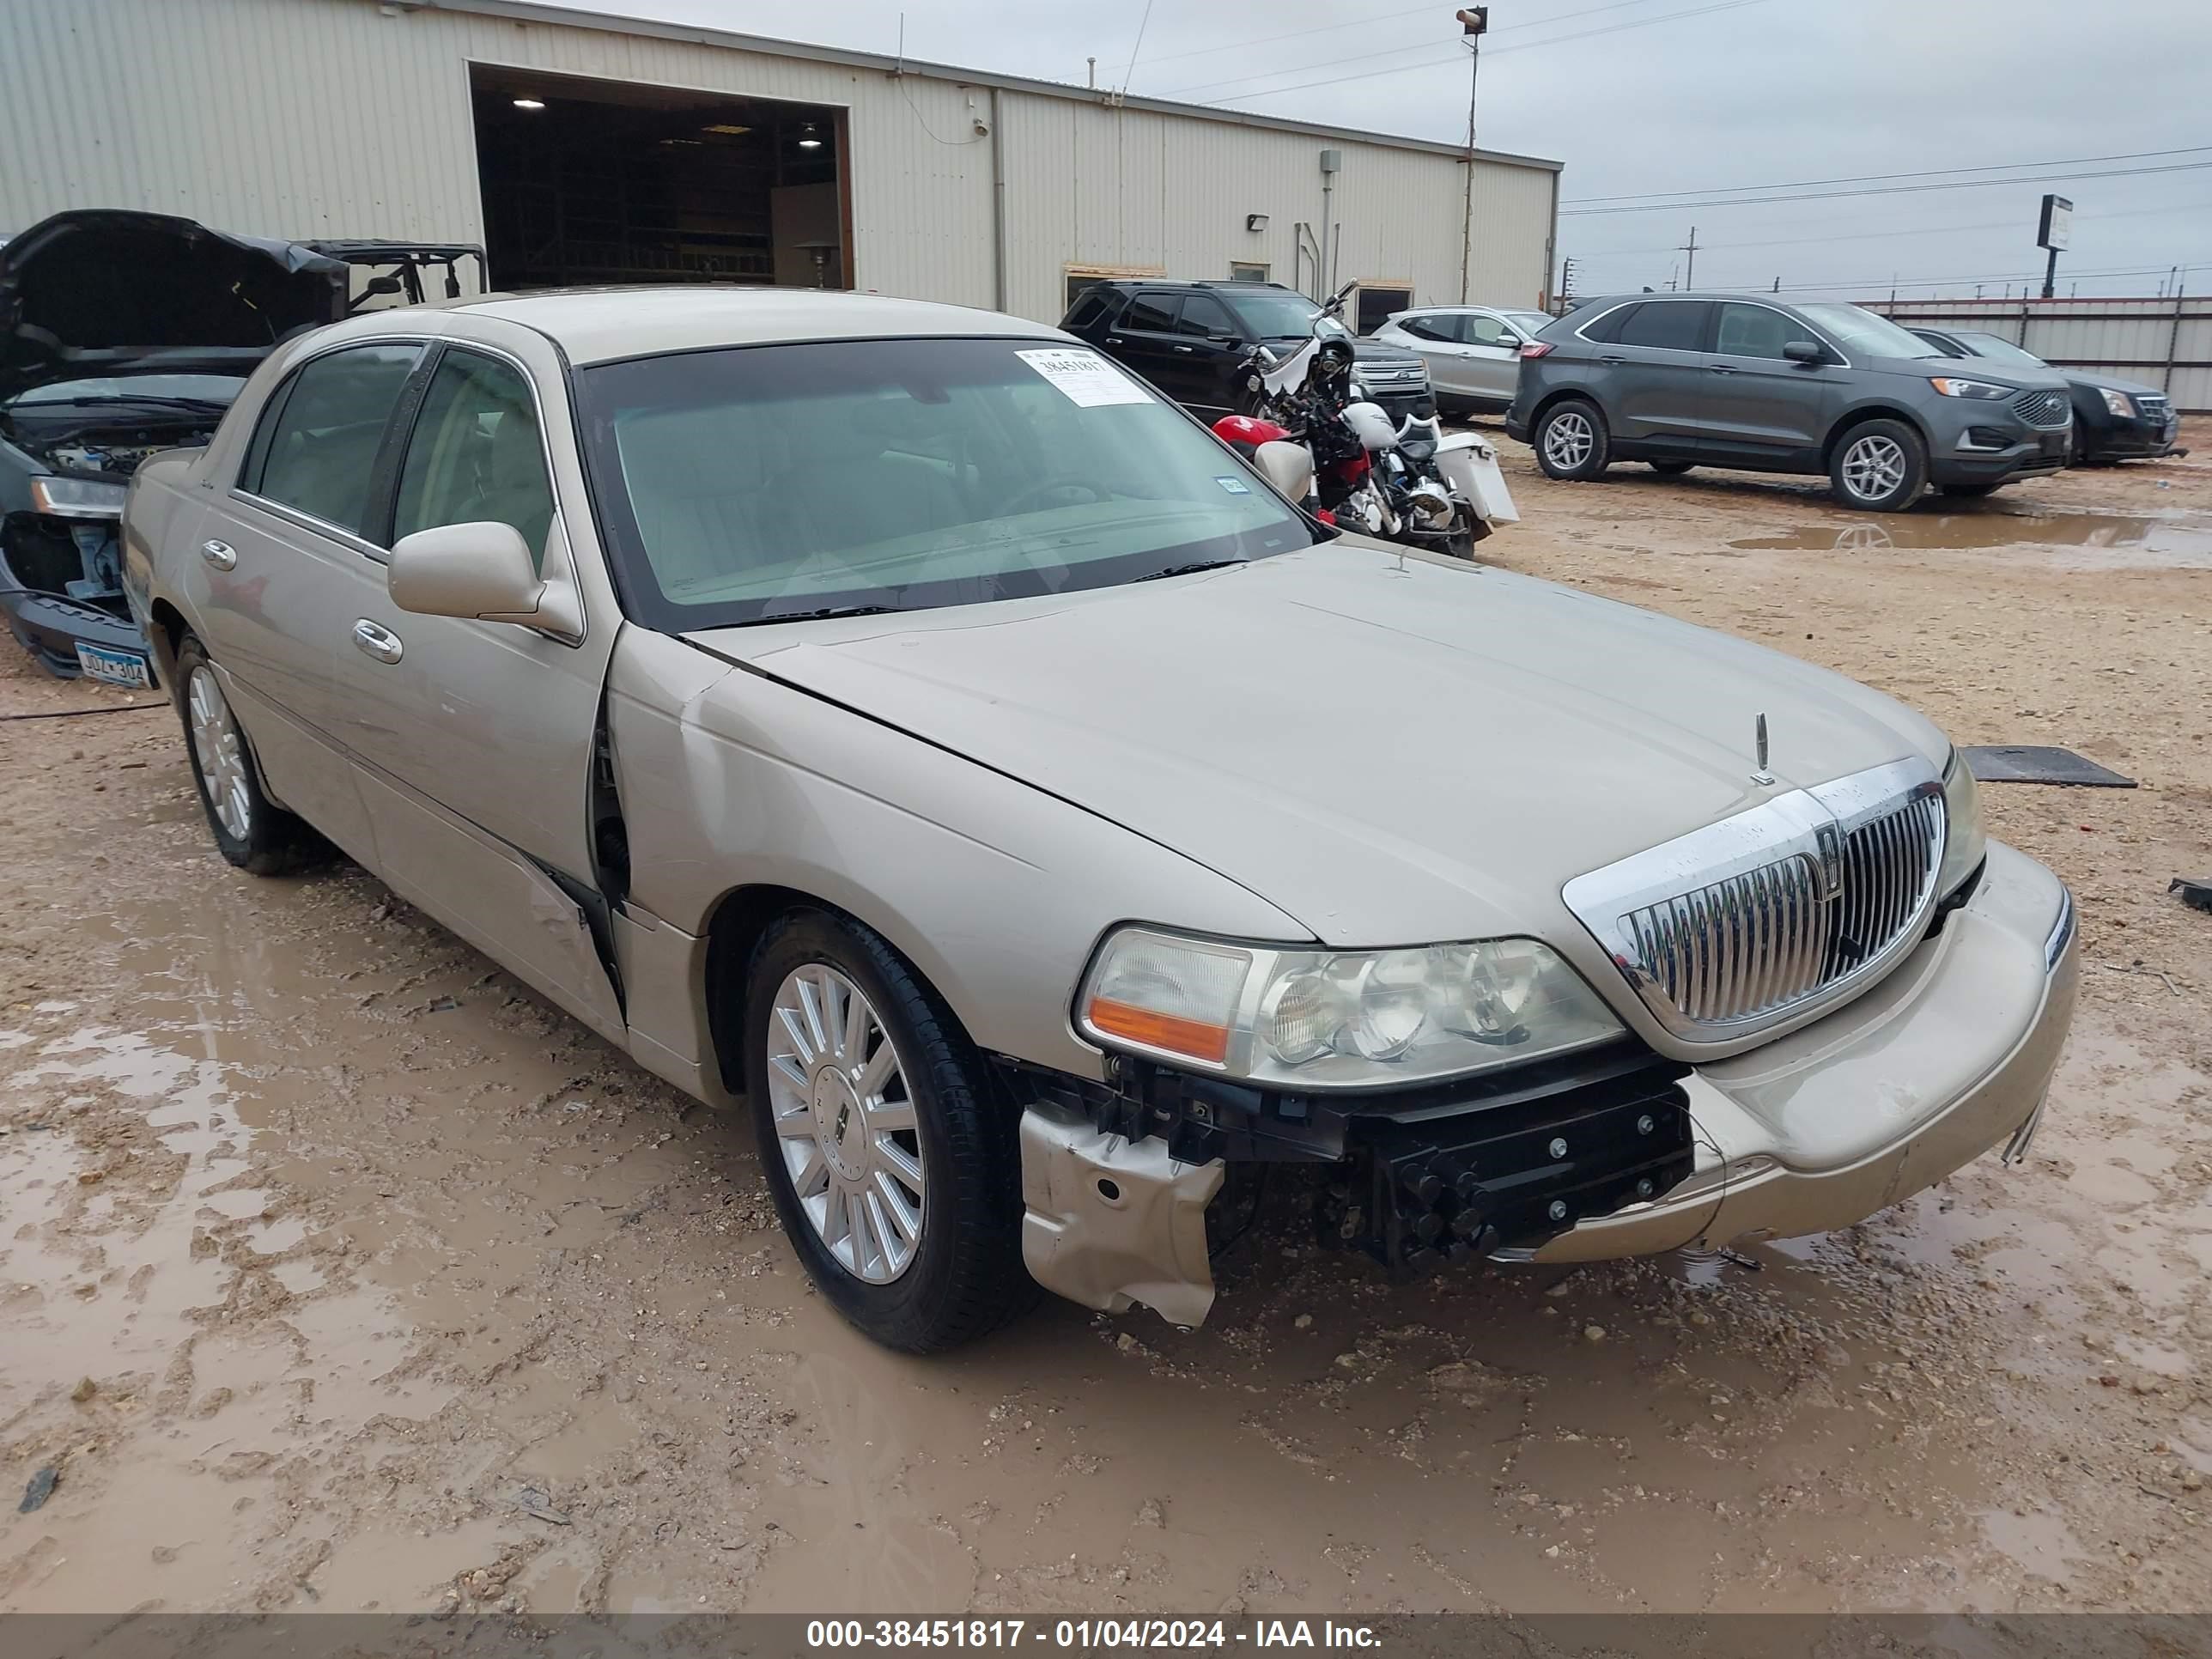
[
  {"x1": 75, "y1": 641, "x2": 153, "y2": 689},
  {"x1": 1016, "y1": 347, "x2": 1152, "y2": 408}
]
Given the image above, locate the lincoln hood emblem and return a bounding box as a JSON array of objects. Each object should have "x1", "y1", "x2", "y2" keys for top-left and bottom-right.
[{"x1": 1751, "y1": 712, "x2": 1776, "y2": 786}]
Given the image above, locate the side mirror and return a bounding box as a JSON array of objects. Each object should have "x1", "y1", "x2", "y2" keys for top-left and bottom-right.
[
  {"x1": 1784, "y1": 339, "x2": 1825, "y2": 364},
  {"x1": 387, "y1": 520, "x2": 580, "y2": 636},
  {"x1": 1251, "y1": 439, "x2": 1315, "y2": 504}
]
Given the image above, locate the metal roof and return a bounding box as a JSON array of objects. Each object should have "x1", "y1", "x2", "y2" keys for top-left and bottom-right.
[{"x1": 404, "y1": 0, "x2": 1564, "y2": 173}]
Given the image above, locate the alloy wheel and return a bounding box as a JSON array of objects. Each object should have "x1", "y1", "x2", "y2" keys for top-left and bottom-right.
[
  {"x1": 1542, "y1": 410, "x2": 1594, "y2": 471},
  {"x1": 187, "y1": 665, "x2": 253, "y2": 842},
  {"x1": 764, "y1": 963, "x2": 927, "y2": 1284},
  {"x1": 1840, "y1": 434, "x2": 1908, "y2": 502}
]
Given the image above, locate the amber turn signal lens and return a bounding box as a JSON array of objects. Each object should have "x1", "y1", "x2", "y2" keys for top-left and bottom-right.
[{"x1": 1085, "y1": 997, "x2": 1231, "y2": 1065}]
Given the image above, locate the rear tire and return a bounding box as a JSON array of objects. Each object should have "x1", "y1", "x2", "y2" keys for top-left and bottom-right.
[
  {"x1": 744, "y1": 907, "x2": 1036, "y2": 1353},
  {"x1": 1829, "y1": 417, "x2": 1928, "y2": 513},
  {"x1": 1648, "y1": 460, "x2": 1695, "y2": 476},
  {"x1": 173, "y1": 633, "x2": 317, "y2": 875},
  {"x1": 1534, "y1": 398, "x2": 1611, "y2": 481}
]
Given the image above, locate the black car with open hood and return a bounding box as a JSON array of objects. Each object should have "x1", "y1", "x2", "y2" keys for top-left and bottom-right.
[{"x1": 0, "y1": 209, "x2": 353, "y2": 684}]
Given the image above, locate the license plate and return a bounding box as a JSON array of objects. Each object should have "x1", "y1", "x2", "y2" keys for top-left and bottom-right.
[
  {"x1": 2039, "y1": 431, "x2": 2068, "y2": 456},
  {"x1": 75, "y1": 642, "x2": 153, "y2": 689}
]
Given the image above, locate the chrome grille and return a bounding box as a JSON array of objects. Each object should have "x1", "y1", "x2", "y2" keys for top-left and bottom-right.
[
  {"x1": 2137, "y1": 393, "x2": 2172, "y2": 422},
  {"x1": 1563, "y1": 760, "x2": 1948, "y2": 1040},
  {"x1": 2012, "y1": 388, "x2": 2070, "y2": 428}
]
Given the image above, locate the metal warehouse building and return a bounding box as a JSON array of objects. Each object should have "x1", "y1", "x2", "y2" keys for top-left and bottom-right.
[{"x1": 0, "y1": 0, "x2": 1562, "y2": 327}]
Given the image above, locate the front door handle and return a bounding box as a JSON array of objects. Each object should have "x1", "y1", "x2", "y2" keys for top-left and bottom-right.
[
  {"x1": 1708, "y1": 363, "x2": 1738, "y2": 374},
  {"x1": 352, "y1": 618, "x2": 404, "y2": 665},
  {"x1": 1106, "y1": 337, "x2": 1124, "y2": 346},
  {"x1": 200, "y1": 539, "x2": 237, "y2": 570},
  {"x1": 1173, "y1": 343, "x2": 1194, "y2": 353}
]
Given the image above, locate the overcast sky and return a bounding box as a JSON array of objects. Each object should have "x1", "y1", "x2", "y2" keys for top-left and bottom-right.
[{"x1": 549, "y1": 0, "x2": 2211, "y2": 302}]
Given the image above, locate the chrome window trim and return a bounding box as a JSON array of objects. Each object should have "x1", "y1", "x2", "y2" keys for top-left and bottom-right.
[
  {"x1": 1561, "y1": 755, "x2": 1947, "y2": 1042},
  {"x1": 1568, "y1": 299, "x2": 1642, "y2": 345}
]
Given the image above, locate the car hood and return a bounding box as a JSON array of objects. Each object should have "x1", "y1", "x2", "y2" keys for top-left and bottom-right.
[
  {"x1": 686, "y1": 543, "x2": 1948, "y2": 951},
  {"x1": 1864, "y1": 351, "x2": 2072, "y2": 392},
  {"x1": 2064, "y1": 368, "x2": 2165, "y2": 400},
  {"x1": 0, "y1": 210, "x2": 350, "y2": 402}
]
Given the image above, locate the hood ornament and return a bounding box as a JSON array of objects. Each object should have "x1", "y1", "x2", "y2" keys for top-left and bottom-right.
[{"x1": 1750, "y1": 713, "x2": 1776, "y2": 786}]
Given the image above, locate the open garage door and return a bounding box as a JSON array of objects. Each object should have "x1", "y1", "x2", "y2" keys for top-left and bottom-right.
[{"x1": 469, "y1": 66, "x2": 849, "y2": 292}]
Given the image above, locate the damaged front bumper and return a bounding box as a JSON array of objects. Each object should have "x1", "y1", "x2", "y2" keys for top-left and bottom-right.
[{"x1": 1013, "y1": 839, "x2": 2077, "y2": 1325}]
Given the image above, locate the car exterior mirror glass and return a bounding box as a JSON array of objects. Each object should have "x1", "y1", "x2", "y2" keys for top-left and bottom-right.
[
  {"x1": 1784, "y1": 339, "x2": 1825, "y2": 364},
  {"x1": 387, "y1": 520, "x2": 547, "y2": 622}
]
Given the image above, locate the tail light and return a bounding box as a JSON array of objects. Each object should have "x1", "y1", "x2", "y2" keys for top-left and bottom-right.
[{"x1": 1520, "y1": 342, "x2": 1554, "y2": 359}]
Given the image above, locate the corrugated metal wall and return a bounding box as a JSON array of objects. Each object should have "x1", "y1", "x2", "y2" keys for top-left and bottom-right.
[
  {"x1": 0, "y1": 0, "x2": 1558, "y2": 324},
  {"x1": 1875, "y1": 297, "x2": 2212, "y2": 414}
]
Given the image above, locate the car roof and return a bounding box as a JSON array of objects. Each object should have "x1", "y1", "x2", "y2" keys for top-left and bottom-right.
[
  {"x1": 1095, "y1": 279, "x2": 1297, "y2": 293},
  {"x1": 428, "y1": 285, "x2": 1066, "y2": 365}
]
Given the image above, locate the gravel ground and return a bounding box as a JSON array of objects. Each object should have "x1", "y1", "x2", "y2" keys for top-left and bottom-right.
[{"x1": 2, "y1": 426, "x2": 2208, "y2": 1616}]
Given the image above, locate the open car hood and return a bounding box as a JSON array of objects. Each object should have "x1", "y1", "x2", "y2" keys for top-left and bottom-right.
[{"x1": 0, "y1": 210, "x2": 350, "y2": 403}]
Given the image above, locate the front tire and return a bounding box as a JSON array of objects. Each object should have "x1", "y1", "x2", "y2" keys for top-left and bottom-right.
[
  {"x1": 1534, "y1": 398, "x2": 1611, "y2": 481},
  {"x1": 744, "y1": 908, "x2": 1035, "y2": 1352},
  {"x1": 1829, "y1": 418, "x2": 1928, "y2": 513},
  {"x1": 173, "y1": 633, "x2": 316, "y2": 875}
]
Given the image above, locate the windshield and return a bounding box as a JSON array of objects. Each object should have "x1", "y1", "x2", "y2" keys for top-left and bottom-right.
[
  {"x1": 576, "y1": 336, "x2": 1322, "y2": 629},
  {"x1": 1231, "y1": 292, "x2": 1327, "y2": 338},
  {"x1": 1794, "y1": 303, "x2": 1944, "y2": 361},
  {"x1": 1953, "y1": 331, "x2": 2049, "y2": 368},
  {"x1": 9, "y1": 373, "x2": 248, "y2": 408}
]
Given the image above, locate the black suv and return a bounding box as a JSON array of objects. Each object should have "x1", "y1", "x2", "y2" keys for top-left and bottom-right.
[{"x1": 1060, "y1": 280, "x2": 1433, "y2": 423}]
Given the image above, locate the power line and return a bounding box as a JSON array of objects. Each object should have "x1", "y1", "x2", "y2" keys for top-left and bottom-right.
[
  {"x1": 1165, "y1": 0, "x2": 1772, "y2": 102},
  {"x1": 1561, "y1": 145, "x2": 2212, "y2": 207},
  {"x1": 1146, "y1": 0, "x2": 1667, "y2": 82},
  {"x1": 1561, "y1": 159, "x2": 2212, "y2": 216}
]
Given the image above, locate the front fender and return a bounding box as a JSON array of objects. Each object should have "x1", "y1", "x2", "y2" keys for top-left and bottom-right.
[{"x1": 606, "y1": 628, "x2": 1310, "y2": 1082}]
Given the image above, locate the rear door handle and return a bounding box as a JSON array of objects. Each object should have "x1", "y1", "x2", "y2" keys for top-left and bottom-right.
[
  {"x1": 1599, "y1": 355, "x2": 1627, "y2": 365},
  {"x1": 200, "y1": 539, "x2": 237, "y2": 570},
  {"x1": 1173, "y1": 344, "x2": 1194, "y2": 353},
  {"x1": 352, "y1": 618, "x2": 404, "y2": 665},
  {"x1": 1106, "y1": 337, "x2": 1124, "y2": 346},
  {"x1": 1708, "y1": 363, "x2": 1738, "y2": 374}
]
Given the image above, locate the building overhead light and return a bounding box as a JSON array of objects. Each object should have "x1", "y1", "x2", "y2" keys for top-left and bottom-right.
[
  {"x1": 1246, "y1": 213, "x2": 1269, "y2": 233},
  {"x1": 798, "y1": 123, "x2": 823, "y2": 149},
  {"x1": 702, "y1": 124, "x2": 750, "y2": 136},
  {"x1": 512, "y1": 97, "x2": 545, "y2": 110}
]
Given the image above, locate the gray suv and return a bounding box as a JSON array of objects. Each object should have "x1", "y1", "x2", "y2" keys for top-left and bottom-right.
[{"x1": 1505, "y1": 295, "x2": 2075, "y2": 511}]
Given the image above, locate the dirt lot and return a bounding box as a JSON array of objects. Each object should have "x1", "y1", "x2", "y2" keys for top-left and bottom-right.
[{"x1": 3, "y1": 427, "x2": 2209, "y2": 1617}]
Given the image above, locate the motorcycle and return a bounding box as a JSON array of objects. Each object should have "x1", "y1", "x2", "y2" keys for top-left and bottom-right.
[{"x1": 1214, "y1": 283, "x2": 1516, "y2": 557}]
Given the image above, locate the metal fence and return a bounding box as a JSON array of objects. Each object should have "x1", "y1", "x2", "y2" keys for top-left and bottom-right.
[{"x1": 1869, "y1": 295, "x2": 2211, "y2": 414}]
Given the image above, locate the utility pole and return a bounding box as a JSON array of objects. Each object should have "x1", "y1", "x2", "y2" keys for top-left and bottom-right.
[
  {"x1": 1678, "y1": 226, "x2": 1698, "y2": 290},
  {"x1": 1455, "y1": 7, "x2": 1488, "y2": 303}
]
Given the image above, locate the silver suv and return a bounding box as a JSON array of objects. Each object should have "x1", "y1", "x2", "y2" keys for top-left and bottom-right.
[{"x1": 1505, "y1": 295, "x2": 2076, "y2": 511}]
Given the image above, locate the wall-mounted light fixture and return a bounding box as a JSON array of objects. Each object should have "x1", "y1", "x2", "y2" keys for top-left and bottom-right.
[
  {"x1": 798, "y1": 122, "x2": 823, "y2": 149},
  {"x1": 1245, "y1": 213, "x2": 1269, "y2": 233}
]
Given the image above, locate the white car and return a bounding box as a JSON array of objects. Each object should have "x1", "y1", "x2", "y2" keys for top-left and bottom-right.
[{"x1": 1375, "y1": 304, "x2": 1554, "y2": 414}]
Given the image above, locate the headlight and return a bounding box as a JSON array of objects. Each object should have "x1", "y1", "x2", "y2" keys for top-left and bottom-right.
[
  {"x1": 1938, "y1": 748, "x2": 1986, "y2": 899},
  {"x1": 28, "y1": 475, "x2": 129, "y2": 519},
  {"x1": 1928, "y1": 377, "x2": 2011, "y2": 401},
  {"x1": 1076, "y1": 927, "x2": 1624, "y2": 1090},
  {"x1": 2100, "y1": 387, "x2": 2135, "y2": 418}
]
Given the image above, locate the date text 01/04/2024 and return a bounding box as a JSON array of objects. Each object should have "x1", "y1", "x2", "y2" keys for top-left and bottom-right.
[{"x1": 804, "y1": 1619, "x2": 1384, "y2": 1650}]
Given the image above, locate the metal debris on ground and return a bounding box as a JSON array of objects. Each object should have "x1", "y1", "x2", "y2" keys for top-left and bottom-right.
[
  {"x1": 1961, "y1": 745, "x2": 2137, "y2": 787},
  {"x1": 2171, "y1": 876, "x2": 2212, "y2": 915},
  {"x1": 504, "y1": 1485, "x2": 571, "y2": 1526},
  {"x1": 19, "y1": 1467, "x2": 58, "y2": 1513}
]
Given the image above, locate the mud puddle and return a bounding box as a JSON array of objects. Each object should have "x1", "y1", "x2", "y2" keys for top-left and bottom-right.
[
  {"x1": 1730, "y1": 508, "x2": 2212, "y2": 568},
  {"x1": 6, "y1": 854, "x2": 2188, "y2": 1616}
]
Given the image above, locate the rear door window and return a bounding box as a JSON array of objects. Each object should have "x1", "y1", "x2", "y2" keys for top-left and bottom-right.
[
  {"x1": 1400, "y1": 314, "x2": 1464, "y2": 343},
  {"x1": 247, "y1": 343, "x2": 422, "y2": 538},
  {"x1": 1615, "y1": 301, "x2": 1713, "y2": 352},
  {"x1": 392, "y1": 349, "x2": 556, "y2": 571},
  {"x1": 1063, "y1": 290, "x2": 1114, "y2": 330},
  {"x1": 1122, "y1": 292, "x2": 1179, "y2": 333}
]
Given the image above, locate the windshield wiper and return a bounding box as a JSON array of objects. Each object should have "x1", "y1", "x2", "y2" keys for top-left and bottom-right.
[
  {"x1": 1134, "y1": 559, "x2": 1247, "y2": 582},
  {"x1": 23, "y1": 394, "x2": 234, "y2": 413},
  {"x1": 740, "y1": 602, "x2": 905, "y2": 625}
]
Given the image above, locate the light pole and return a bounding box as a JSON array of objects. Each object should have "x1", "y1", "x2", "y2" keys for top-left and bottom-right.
[{"x1": 1455, "y1": 6, "x2": 1489, "y2": 304}]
